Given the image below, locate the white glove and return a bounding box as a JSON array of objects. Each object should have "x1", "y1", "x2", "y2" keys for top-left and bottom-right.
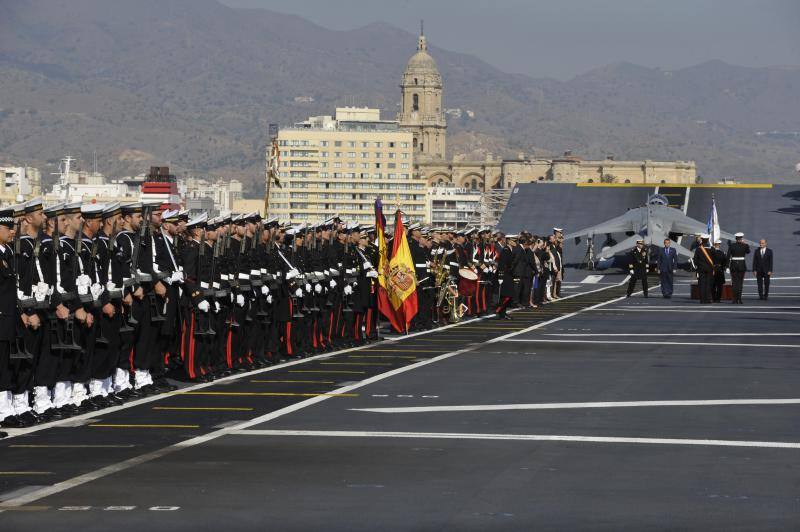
[
  {"x1": 286, "y1": 269, "x2": 299, "y2": 280},
  {"x1": 214, "y1": 301, "x2": 221, "y2": 313},
  {"x1": 34, "y1": 282, "x2": 50, "y2": 302},
  {"x1": 170, "y1": 271, "x2": 184, "y2": 283},
  {"x1": 77, "y1": 284, "x2": 89, "y2": 296},
  {"x1": 725, "y1": 268, "x2": 730, "y2": 274},
  {"x1": 197, "y1": 300, "x2": 210, "y2": 313},
  {"x1": 305, "y1": 283, "x2": 311, "y2": 293},
  {"x1": 17, "y1": 289, "x2": 26, "y2": 301},
  {"x1": 266, "y1": 294, "x2": 273, "y2": 304},
  {"x1": 295, "y1": 288, "x2": 303, "y2": 298},
  {"x1": 366, "y1": 270, "x2": 378, "y2": 279},
  {"x1": 76, "y1": 274, "x2": 92, "y2": 289},
  {"x1": 344, "y1": 285, "x2": 353, "y2": 296},
  {"x1": 90, "y1": 283, "x2": 104, "y2": 300},
  {"x1": 363, "y1": 261, "x2": 373, "y2": 269},
  {"x1": 314, "y1": 284, "x2": 322, "y2": 294},
  {"x1": 261, "y1": 285, "x2": 269, "y2": 296},
  {"x1": 329, "y1": 279, "x2": 337, "y2": 289},
  {"x1": 236, "y1": 294, "x2": 246, "y2": 307}
]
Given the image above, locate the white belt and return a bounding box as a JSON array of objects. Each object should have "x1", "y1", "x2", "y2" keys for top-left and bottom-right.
[{"x1": 731, "y1": 257, "x2": 745, "y2": 260}]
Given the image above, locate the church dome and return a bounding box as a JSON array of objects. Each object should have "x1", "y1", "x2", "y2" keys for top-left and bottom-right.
[{"x1": 403, "y1": 34, "x2": 442, "y2": 85}]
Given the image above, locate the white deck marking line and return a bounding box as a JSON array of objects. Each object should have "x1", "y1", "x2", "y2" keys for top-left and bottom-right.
[
  {"x1": 580, "y1": 275, "x2": 604, "y2": 284},
  {"x1": 350, "y1": 398, "x2": 800, "y2": 414},
  {"x1": 502, "y1": 339, "x2": 800, "y2": 348},
  {"x1": 227, "y1": 429, "x2": 800, "y2": 449},
  {"x1": 543, "y1": 333, "x2": 800, "y2": 337},
  {"x1": 0, "y1": 280, "x2": 629, "y2": 510},
  {"x1": 620, "y1": 305, "x2": 800, "y2": 310}
]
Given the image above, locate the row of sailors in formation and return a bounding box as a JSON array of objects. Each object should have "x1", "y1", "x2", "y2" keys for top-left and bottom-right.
[{"x1": 0, "y1": 197, "x2": 567, "y2": 433}]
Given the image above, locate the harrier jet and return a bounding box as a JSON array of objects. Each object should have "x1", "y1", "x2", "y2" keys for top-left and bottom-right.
[{"x1": 566, "y1": 194, "x2": 753, "y2": 270}]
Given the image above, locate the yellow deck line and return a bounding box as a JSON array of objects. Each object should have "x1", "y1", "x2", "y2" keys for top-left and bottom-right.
[
  {"x1": 576, "y1": 182, "x2": 772, "y2": 188},
  {"x1": 250, "y1": 380, "x2": 335, "y2": 384},
  {"x1": 9, "y1": 444, "x2": 136, "y2": 449},
  {"x1": 0, "y1": 472, "x2": 54, "y2": 475},
  {"x1": 89, "y1": 424, "x2": 200, "y2": 429},
  {"x1": 355, "y1": 349, "x2": 443, "y2": 353},
  {"x1": 319, "y1": 362, "x2": 392, "y2": 366},
  {"x1": 348, "y1": 355, "x2": 418, "y2": 359},
  {"x1": 289, "y1": 370, "x2": 365, "y2": 374},
  {"x1": 178, "y1": 391, "x2": 358, "y2": 397},
  {"x1": 152, "y1": 407, "x2": 254, "y2": 411}
]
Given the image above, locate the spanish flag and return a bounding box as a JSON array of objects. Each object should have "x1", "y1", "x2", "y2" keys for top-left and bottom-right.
[{"x1": 376, "y1": 201, "x2": 418, "y2": 333}]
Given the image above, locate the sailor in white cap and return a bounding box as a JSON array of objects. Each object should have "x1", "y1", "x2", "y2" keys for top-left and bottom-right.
[
  {"x1": 626, "y1": 237, "x2": 649, "y2": 298},
  {"x1": 726, "y1": 232, "x2": 750, "y2": 304}
]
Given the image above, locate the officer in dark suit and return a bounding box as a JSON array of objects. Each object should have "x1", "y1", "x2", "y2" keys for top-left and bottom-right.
[
  {"x1": 0, "y1": 208, "x2": 19, "y2": 432},
  {"x1": 711, "y1": 239, "x2": 728, "y2": 303},
  {"x1": 726, "y1": 232, "x2": 750, "y2": 304},
  {"x1": 693, "y1": 235, "x2": 715, "y2": 304},
  {"x1": 752, "y1": 238, "x2": 773, "y2": 300},
  {"x1": 656, "y1": 238, "x2": 677, "y2": 298},
  {"x1": 495, "y1": 234, "x2": 519, "y2": 319},
  {"x1": 626, "y1": 239, "x2": 649, "y2": 298}
]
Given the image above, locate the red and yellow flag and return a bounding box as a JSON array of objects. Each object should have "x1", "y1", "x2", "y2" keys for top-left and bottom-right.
[{"x1": 375, "y1": 202, "x2": 418, "y2": 332}]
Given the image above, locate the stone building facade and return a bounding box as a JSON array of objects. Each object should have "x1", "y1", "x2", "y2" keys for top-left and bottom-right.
[{"x1": 400, "y1": 32, "x2": 696, "y2": 192}]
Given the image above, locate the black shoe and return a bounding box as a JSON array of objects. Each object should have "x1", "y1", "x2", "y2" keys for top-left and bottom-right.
[
  {"x1": 44, "y1": 408, "x2": 66, "y2": 421},
  {"x1": 19, "y1": 411, "x2": 41, "y2": 426},
  {"x1": 0, "y1": 431, "x2": 7, "y2": 438},
  {"x1": 1, "y1": 415, "x2": 24, "y2": 428},
  {"x1": 60, "y1": 404, "x2": 80, "y2": 416},
  {"x1": 154, "y1": 380, "x2": 178, "y2": 392},
  {"x1": 106, "y1": 394, "x2": 125, "y2": 406}
]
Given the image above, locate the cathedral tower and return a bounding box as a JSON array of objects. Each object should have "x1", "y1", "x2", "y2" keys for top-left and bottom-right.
[{"x1": 398, "y1": 27, "x2": 446, "y2": 161}]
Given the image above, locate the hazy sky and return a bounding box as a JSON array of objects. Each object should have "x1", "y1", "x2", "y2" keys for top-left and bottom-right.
[{"x1": 219, "y1": 0, "x2": 800, "y2": 80}]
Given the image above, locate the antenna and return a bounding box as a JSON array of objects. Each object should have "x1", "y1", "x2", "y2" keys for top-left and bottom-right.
[{"x1": 420, "y1": 19, "x2": 423, "y2": 36}]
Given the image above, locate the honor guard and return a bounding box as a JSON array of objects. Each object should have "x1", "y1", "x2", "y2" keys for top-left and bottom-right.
[{"x1": 726, "y1": 232, "x2": 750, "y2": 304}]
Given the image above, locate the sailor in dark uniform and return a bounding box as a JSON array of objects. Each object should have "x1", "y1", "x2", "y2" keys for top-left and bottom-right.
[
  {"x1": 0, "y1": 208, "x2": 20, "y2": 431},
  {"x1": 87, "y1": 202, "x2": 125, "y2": 408},
  {"x1": 626, "y1": 238, "x2": 649, "y2": 298},
  {"x1": 495, "y1": 233, "x2": 519, "y2": 319},
  {"x1": 693, "y1": 234, "x2": 715, "y2": 304},
  {"x1": 726, "y1": 232, "x2": 750, "y2": 304},
  {"x1": 711, "y1": 239, "x2": 727, "y2": 303}
]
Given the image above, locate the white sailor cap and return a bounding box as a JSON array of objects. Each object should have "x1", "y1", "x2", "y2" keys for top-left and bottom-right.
[
  {"x1": 506, "y1": 233, "x2": 519, "y2": 240},
  {"x1": 714, "y1": 239, "x2": 722, "y2": 244},
  {"x1": 636, "y1": 238, "x2": 644, "y2": 243},
  {"x1": 553, "y1": 227, "x2": 563, "y2": 233},
  {"x1": 80, "y1": 203, "x2": 105, "y2": 219},
  {"x1": 700, "y1": 233, "x2": 710, "y2": 239},
  {"x1": 734, "y1": 232, "x2": 744, "y2": 238},
  {"x1": 187, "y1": 212, "x2": 208, "y2": 229}
]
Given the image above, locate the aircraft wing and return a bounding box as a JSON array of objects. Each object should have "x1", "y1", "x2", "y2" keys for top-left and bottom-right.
[
  {"x1": 565, "y1": 210, "x2": 641, "y2": 241},
  {"x1": 597, "y1": 234, "x2": 642, "y2": 259}
]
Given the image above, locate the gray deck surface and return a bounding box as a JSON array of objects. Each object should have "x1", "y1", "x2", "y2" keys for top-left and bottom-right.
[{"x1": 1, "y1": 276, "x2": 798, "y2": 531}]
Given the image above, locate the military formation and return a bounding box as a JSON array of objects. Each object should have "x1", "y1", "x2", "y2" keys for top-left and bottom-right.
[{"x1": 0, "y1": 199, "x2": 568, "y2": 436}]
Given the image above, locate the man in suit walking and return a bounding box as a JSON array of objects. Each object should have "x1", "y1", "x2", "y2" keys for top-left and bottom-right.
[
  {"x1": 657, "y1": 238, "x2": 678, "y2": 298},
  {"x1": 752, "y1": 238, "x2": 773, "y2": 300}
]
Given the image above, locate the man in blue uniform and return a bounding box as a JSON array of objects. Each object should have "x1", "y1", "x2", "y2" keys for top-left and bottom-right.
[{"x1": 657, "y1": 238, "x2": 677, "y2": 298}]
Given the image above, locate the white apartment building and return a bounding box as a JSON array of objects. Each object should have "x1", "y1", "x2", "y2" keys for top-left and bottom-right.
[{"x1": 269, "y1": 107, "x2": 426, "y2": 224}]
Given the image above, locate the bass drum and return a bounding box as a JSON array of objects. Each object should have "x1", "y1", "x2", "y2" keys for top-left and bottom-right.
[{"x1": 458, "y1": 268, "x2": 478, "y2": 297}]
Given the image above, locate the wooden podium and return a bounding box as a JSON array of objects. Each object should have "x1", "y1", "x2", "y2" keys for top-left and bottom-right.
[{"x1": 690, "y1": 283, "x2": 732, "y2": 300}]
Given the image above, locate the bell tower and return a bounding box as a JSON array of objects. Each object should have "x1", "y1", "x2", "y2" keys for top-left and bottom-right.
[{"x1": 398, "y1": 24, "x2": 446, "y2": 161}]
